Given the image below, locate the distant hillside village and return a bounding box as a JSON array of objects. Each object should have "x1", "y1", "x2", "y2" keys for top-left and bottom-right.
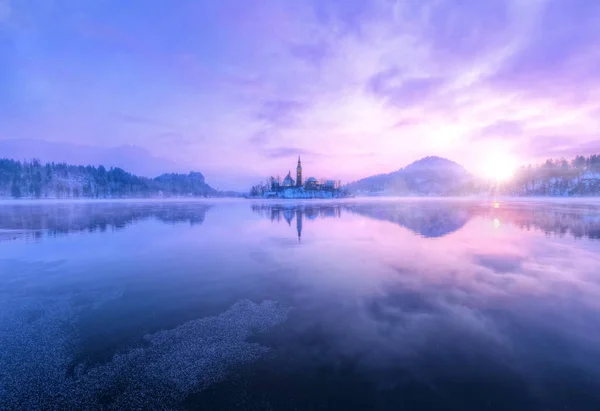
[{"x1": 249, "y1": 157, "x2": 350, "y2": 199}]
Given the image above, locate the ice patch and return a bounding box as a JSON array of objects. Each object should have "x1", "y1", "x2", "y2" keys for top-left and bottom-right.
[
  {"x1": 90, "y1": 290, "x2": 124, "y2": 310},
  {"x1": 0, "y1": 299, "x2": 288, "y2": 410}
]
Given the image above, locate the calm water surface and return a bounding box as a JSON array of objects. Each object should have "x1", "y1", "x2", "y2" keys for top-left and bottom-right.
[{"x1": 1, "y1": 199, "x2": 600, "y2": 410}]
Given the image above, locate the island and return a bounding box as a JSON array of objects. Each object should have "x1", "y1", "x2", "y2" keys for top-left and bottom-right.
[{"x1": 248, "y1": 157, "x2": 352, "y2": 199}]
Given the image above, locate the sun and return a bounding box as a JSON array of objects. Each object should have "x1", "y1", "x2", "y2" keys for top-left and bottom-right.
[{"x1": 480, "y1": 153, "x2": 519, "y2": 182}]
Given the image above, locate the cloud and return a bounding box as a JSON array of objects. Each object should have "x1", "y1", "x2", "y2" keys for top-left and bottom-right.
[
  {"x1": 311, "y1": 0, "x2": 375, "y2": 37},
  {"x1": 400, "y1": 0, "x2": 512, "y2": 61},
  {"x1": 3, "y1": 0, "x2": 600, "y2": 189},
  {"x1": 391, "y1": 117, "x2": 422, "y2": 129},
  {"x1": 475, "y1": 120, "x2": 525, "y2": 140},
  {"x1": 115, "y1": 112, "x2": 173, "y2": 128},
  {"x1": 261, "y1": 146, "x2": 318, "y2": 159},
  {"x1": 256, "y1": 99, "x2": 307, "y2": 127},
  {"x1": 474, "y1": 253, "x2": 525, "y2": 274},
  {"x1": 156, "y1": 131, "x2": 193, "y2": 146},
  {"x1": 0, "y1": 0, "x2": 10, "y2": 24},
  {"x1": 518, "y1": 136, "x2": 600, "y2": 159},
  {"x1": 248, "y1": 129, "x2": 272, "y2": 146},
  {"x1": 489, "y1": 0, "x2": 600, "y2": 100},
  {"x1": 367, "y1": 67, "x2": 401, "y2": 95},
  {"x1": 289, "y1": 41, "x2": 331, "y2": 66},
  {"x1": 367, "y1": 67, "x2": 446, "y2": 108}
]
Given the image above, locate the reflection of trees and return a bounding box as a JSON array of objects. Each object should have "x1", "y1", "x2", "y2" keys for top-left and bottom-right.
[
  {"x1": 349, "y1": 202, "x2": 600, "y2": 239},
  {"x1": 0, "y1": 202, "x2": 212, "y2": 242},
  {"x1": 490, "y1": 205, "x2": 600, "y2": 240},
  {"x1": 251, "y1": 201, "x2": 600, "y2": 240}
]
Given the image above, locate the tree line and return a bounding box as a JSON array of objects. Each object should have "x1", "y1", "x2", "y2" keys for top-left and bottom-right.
[
  {"x1": 502, "y1": 154, "x2": 600, "y2": 196},
  {"x1": 0, "y1": 158, "x2": 218, "y2": 198}
]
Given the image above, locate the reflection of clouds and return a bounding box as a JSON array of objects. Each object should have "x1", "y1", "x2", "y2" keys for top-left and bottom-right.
[
  {"x1": 3, "y1": 200, "x2": 600, "y2": 407},
  {"x1": 473, "y1": 253, "x2": 524, "y2": 273},
  {"x1": 361, "y1": 288, "x2": 510, "y2": 360},
  {"x1": 258, "y1": 202, "x2": 600, "y2": 405},
  {"x1": 272, "y1": 244, "x2": 600, "y2": 408},
  {"x1": 274, "y1": 282, "x2": 512, "y2": 390}
]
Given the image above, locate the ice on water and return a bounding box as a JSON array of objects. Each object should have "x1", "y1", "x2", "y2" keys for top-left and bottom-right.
[{"x1": 0, "y1": 296, "x2": 288, "y2": 410}]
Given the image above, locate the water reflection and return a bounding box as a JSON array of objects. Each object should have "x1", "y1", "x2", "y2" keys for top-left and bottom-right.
[
  {"x1": 251, "y1": 200, "x2": 600, "y2": 240},
  {"x1": 491, "y1": 203, "x2": 600, "y2": 239},
  {"x1": 344, "y1": 202, "x2": 472, "y2": 237},
  {"x1": 251, "y1": 202, "x2": 472, "y2": 238},
  {"x1": 4, "y1": 200, "x2": 597, "y2": 243},
  {"x1": 2, "y1": 199, "x2": 600, "y2": 409},
  {"x1": 251, "y1": 203, "x2": 342, "y2": 223},
  {"x1": 251, "y1": 204, "x2": 343, "y2": 242},
  {"x1": 0, "y1": 202, "x2": 212, "y2": 243}
]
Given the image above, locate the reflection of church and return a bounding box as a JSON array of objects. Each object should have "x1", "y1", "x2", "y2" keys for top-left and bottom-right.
[
  {"x1": 296, "y1": 208, "x2": 302, "y2": 242},
  {"x1": 281, "y1": 207, "x2": 303, "y2": 242},
  {"x1": 251, "y1": 202, "x2": 600, "y2": 240},
  {"x1": 250, "y1": 204, "x2": 343, "y2": 243}
]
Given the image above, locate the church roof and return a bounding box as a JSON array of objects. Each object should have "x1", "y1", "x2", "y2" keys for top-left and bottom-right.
[
  {"x1": 283, "y1": 171, "x2": 294, "y2": 184},
  {"x1": 306, "y1": 177, "x2": 318, "y2": 182}
]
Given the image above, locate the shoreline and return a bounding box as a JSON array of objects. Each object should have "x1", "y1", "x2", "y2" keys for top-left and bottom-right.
[{"x1": 0, "y1": 195, "x2": 599, "y2": 205}]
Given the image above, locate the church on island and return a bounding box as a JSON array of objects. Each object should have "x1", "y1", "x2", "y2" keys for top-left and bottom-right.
[
  {"x1": 257, "y1": 157, "x2": 346, "y2": 199},
  {"x1": 276, "y1": 157, "x2": 337, "y2": 191}
]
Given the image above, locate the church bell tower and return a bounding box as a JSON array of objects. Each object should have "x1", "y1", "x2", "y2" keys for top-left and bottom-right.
[{"x1": 296, "y1": 156, "x2": 302, "y2": 187}]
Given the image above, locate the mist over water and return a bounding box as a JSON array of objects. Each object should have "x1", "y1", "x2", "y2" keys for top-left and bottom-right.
[{"x1": 1, "y1": 199, "x2": 600, "y2": 410}]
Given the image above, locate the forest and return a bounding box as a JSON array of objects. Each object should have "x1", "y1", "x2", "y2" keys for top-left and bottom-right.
[
  {"x1": 503, "y1": 154, "x2": 600, "y2": 196},
  {"x1": 0, "y1": 159, "x2": 218, "y2": 198}
]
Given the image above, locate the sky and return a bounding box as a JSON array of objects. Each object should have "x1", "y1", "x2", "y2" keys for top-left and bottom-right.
[{"x1": 1, "y1": 0, "x2": 600, "y2": 190}]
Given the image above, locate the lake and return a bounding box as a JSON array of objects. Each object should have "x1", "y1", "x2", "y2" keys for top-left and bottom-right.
[{"x1": 1, "y1": 198, "x2": 600, "y2": 410}]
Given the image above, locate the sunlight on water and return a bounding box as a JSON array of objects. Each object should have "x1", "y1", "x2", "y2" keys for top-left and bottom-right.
[{"x1": 493, "y1": 218, "x2": 501, "y2": 228}]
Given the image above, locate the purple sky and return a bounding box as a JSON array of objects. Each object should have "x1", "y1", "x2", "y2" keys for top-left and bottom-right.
[{"x1": 1, "y1": 0, "x2": 600, "y2": 190}]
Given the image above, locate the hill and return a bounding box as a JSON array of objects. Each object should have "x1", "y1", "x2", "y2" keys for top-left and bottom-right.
[
  {"x1": 346, "y1": 154, "x2": 600, "y2": 197},
  {"x1": 345, "y1": 156, "x2": 476, "y2": 196},
  {"x1": 0, "y1": 139, "x2": 183, "y2": 177},
  {"x1": 0, "y1": 158, "x2": 220, "y2": 199}
]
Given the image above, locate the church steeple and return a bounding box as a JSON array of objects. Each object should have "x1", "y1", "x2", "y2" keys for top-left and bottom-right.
[{"x1": 296, "y1": 156, "x2": 302, "y2": 187}]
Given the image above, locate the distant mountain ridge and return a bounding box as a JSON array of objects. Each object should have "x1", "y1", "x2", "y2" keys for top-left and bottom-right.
[
  {"x1": 0, "y1": 139, "x2": 183, "y2": 177},
  {"x1": 345, "y1": 156, "x2": 475, "y2": 196}
]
